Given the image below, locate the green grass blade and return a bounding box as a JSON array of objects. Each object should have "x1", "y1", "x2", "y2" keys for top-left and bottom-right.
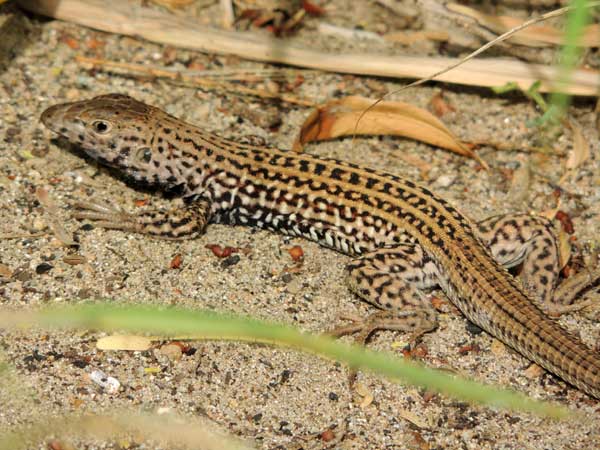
[
  {"x1": 548, "y1": 0, "x2": 592, "y2": 122},
  {"x1": 0, "y1": 304, "x2": 572, "y2": 419}
]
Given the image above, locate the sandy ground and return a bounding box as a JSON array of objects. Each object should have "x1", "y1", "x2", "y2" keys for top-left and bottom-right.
[{"x1": 1, "y1": 1, "x2": 599, "y2": 449}]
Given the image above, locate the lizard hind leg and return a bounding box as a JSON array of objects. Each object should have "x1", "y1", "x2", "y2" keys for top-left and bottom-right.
[
  {"x1": 476, "y1": 214, "x2": 560, "y2": 304},
  {"x1": 331, "y1": 244, "x2": 440, "y2": 346},
  {"x1": 476, "y1": 213, "x2": 600, "y2": 314}
]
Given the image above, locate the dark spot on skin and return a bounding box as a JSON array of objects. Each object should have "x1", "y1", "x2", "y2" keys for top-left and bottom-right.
[
  {"x1": 330, "y1": 168, "x2": 343, "y2": 180},
  {"x1": 299, "y1": 160, "x2": 310, "y2": 172},
  {"x1": 314, "y1": 163, "x2": 326, "y2": 175},
  {"x1": 366, "y1": 178, "x2": 378, "y2": 189}
]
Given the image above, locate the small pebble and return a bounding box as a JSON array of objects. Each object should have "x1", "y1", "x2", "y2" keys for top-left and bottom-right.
[
  {"x1": 286, "y1": 278, "x2": 303, "y2": 294},
  {"x1": 90, "y1": 369, "x2": 120, "y2": 394},
  {"x1": 435, "y1": 174, "x2": 455, "y2": 188},
  {"x1": 35, "y1": 263, "x2": 53, "y2": 274},
  {"x1": 159, "y1": 343, "x2": 183, "y2": 362},
  {"x1": 465, "y1": 322, "x2": 483, "y2": 335},
  {"x1": 31, "y1": 218, "x2": 46, "y2": 231},
  {"x1": 281, "y1": 273, "x2": 293, "y2": 284},
  {"x1": 221, "y1": 254, "x2": 240, "y2": 268}
]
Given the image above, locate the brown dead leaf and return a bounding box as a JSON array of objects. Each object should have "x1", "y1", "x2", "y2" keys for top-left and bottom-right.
[
  {"x1": 293, "y1": 96, "x2": 485, "y2": 167},
  {"x1": 447, "y1": 2, "x2": 600, "y2": 48},
  {"x1": 429, "y1": 92, "x2": 455, "y2": 117}
]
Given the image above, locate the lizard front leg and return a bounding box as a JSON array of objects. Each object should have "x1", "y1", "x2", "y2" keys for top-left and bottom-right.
[{"x1": 74, "y1": 197, "x2": 213, "y2": 240}]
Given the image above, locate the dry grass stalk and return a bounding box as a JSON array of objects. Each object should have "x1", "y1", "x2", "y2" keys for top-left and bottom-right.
[
  {"x1": 76, "y1": 56, "x2": 316, "y2": 106},
  {"x1": 19, "y1": 0, "x2": 600, "y2": 95}
]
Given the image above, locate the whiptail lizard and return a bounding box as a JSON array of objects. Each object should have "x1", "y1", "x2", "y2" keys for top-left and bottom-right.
[{"x1": 41, "y1": 94, "x2": 600, "y2": 399}]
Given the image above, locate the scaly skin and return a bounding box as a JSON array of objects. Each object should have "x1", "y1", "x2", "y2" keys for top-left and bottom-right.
[{"x1": 41, "y1": 94, "x2": 600, "y2": 398}]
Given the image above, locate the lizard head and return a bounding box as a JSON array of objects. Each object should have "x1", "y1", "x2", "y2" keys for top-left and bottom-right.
[{"x1": 41, "y1": 94, "x2": 177, "y2": 189}]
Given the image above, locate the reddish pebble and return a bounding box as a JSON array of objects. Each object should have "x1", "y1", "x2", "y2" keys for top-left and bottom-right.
[
  {"x1": 171, "y1": 340, "x2": 192, "y2": 354},
  {"x1": 206, "y1": 244, "x2": 239, "y2": 258},
  {"x1": 303, "y1": 0, "x2": 326, "y2": 16},
  {"x1": 47, "y1": 440, "x2": 64, "y2": 450},
  {"x1": 86, "y1": 38, "x2": 105, "y2": 50},
  {"x1": 320, "y1": 429, "x2": 335, "y2": 442},
  {"x1": 134, "y1": 198, "x2": 149, "y2": 207},
  {"x1": 429, "y1": 92, "x2": 455, "y2": 117},
  {"x1": 422, "y1": 390, "x2": 437, "y2": 402},
  {"x1": 430, "y1": 296, "x2": 445, "y2": 310},
  {"x1": 287, "y1": 245, "x2": 304, "y2": 262},
  {"x1": 411, "y1": 344, "x2": 429, "y2": 358},
  {"x1": 62, "y1": 36, "x2": 79, "y2": 49},
  {"x1": 170, "y1": 254, "x2": 183, "y2": 269},
  {"x1": 555, "y1": 210, "x2": 574, "y2": 234},
  {"x1": 458, "y1": 344, "x2": 480, "y2": 355}
]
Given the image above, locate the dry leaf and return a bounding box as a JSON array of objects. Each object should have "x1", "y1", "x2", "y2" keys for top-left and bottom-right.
[
  {"x1": 397, "y1": 409, "x2": 430, "y2": 429},
  {"x1": 97, "y1": 335, "x2": 154, "y2": 351},
  {"x1": 149, "y1": 0, "x2": 195, "y2": 9},
  {"x1": 556, "y1": 228, "x2": 572, "y2": 270},
  {"x1": 293, "y1": 96, "x2": 485, "y2": 167},
  {"x1": 447, "y1": 2, "x2": 600, "y2": 48},
  {"x1": 429, "y1": 92, "x2": 456, "y2": 117},
  {"x1": 565, "y1": 119, "x2": 590, "y2": 171},
  {"x1": 355, "y1": 383, "x2": 374, "y2": 408}
]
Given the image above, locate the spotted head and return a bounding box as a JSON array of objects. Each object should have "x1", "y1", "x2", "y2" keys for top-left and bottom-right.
[{"x1": 41, "y1": 94, "x2": 177, "y2": 189}]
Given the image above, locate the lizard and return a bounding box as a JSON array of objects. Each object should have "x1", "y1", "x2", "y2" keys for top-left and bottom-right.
[{"x1": 41, "y1": 93, "x2": 600, "y2": 399}]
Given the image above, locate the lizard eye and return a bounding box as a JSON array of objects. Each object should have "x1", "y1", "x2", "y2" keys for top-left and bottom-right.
[
  {"x1": 135, "y1": 147, "x2": 152, "y2": 163},
  {"x1": 91, "y1": 120, "x2": 111, "y2": 134}
]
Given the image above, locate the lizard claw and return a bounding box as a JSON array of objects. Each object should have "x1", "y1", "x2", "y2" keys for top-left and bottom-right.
[{"x1": 72, "y1": 200, "x2": 140, "y2": 232}]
